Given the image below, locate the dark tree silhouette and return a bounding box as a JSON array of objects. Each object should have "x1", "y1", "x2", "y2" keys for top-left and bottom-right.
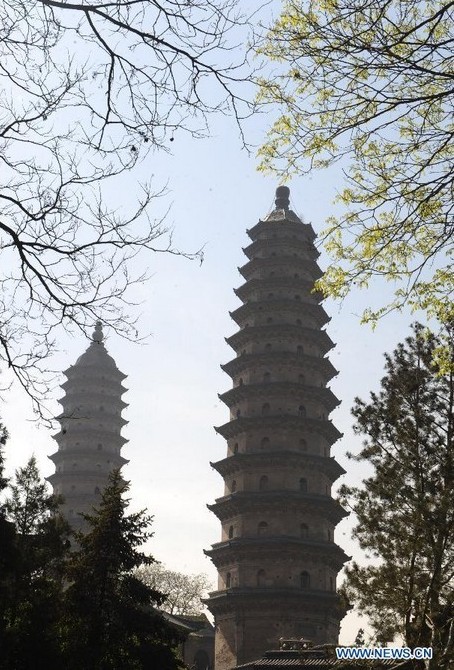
[
  {"x1": 61, "y1": 470, "x2": 183, "y2": 669},
  {"x1": 1, "y1": 456, "x2": 70, "y2": 668},
  {"x1": 340, "y1": 324, "x2": 454, "y2": 669}
]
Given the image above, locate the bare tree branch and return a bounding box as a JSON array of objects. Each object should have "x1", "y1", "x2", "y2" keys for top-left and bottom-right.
[{"x1": 0, "y1": 0, "x2": 255, "y2": 416}]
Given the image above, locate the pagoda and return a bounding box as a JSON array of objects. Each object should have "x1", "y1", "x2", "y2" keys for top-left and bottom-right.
[
  {"x1": 205, "y1": 187, "x2": 348, "y2": 670},
  {"x1": 48, "y1": 322, "x2": 128, "y2": 530}
]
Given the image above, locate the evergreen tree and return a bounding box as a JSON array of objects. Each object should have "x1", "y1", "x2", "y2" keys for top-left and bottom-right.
[
  {"x1": 5, "y1": 455, "x2": 60, "y2": 534},
  {"x1": 61, "y1": 470, "x2": 183, "y2": 670},
  {"x1": 340, "y1": 324, "x2": 454, "y2": 669},
  {"x1": 0, "y1": 421, "x2": 8, "y2": 491},
  {"x1": 0, "y1": 423, "x2": 17, "y2": 655},
  {"x1": 2, "y1": 456, "x2": 70, "y2": 669}
]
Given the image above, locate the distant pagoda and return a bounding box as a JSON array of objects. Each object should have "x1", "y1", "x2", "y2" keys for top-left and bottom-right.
[
  {"x1": 205, "y1": 187, "x2": 348, "y2": 670},
  {"x1": 48, "y1": 322, "x2": 128, "y2": 530}
]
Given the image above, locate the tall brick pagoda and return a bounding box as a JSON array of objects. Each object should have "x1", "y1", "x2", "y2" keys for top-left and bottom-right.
[
  {"x1": 205, "y1": 187, "x2": 348, "y2": 670},
  {"x1": 48, "y1": 322, "x2": 128, "y2": 530}
]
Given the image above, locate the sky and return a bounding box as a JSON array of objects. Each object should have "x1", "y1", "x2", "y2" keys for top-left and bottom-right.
[{"x1": 0, "y1": 0, "x2": 426, "y2": 646}]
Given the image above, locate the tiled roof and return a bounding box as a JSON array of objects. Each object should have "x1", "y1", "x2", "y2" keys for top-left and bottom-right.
[{"x1": 234, "y1": 655, "x2": 404, "y2": 669}]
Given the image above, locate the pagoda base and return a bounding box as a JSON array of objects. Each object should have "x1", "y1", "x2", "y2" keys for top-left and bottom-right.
[{"x1": 207, "y1": 589, "x2": 343, "y2": 670}]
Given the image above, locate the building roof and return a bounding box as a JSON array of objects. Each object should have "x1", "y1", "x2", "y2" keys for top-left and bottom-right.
[
  {"x1": 234, "y1": 659, "x2": 401, "y2": 668},
  {"x1": 65, "y1": 322, "x2": 126, "y2": 379},
  {"x1": 162, "y1": 612, "x2": 215, "y2": 638},
  {"x1": 234, "y1": 649, "x2": 410, "y2": 669},
  {"x1": 263, "y1": 186, "x2": 303, "y2": 224}
]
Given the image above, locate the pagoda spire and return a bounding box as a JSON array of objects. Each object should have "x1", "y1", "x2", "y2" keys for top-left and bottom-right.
[
  {"x1": 48, "y1": 323, "x2": 128, "y2": 531},
  {"x1": 205, "y1": 187, "x2": 348, "y2": 670},
  {"x1": 274, "y1": 184, "x2": 290, "y2": 210},
  {"x1": 92, "y1": 320, "x2": 104, "y2": 343}
]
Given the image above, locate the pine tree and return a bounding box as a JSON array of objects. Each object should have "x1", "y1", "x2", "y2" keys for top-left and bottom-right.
[
  {"x1": 0, "y1": 421, "x2": 8, "y2": 491},
  {"x1": 2, "y1": 456, "x2": 70, "y2": 669},
  {"x1": 0, "y1": 423, "x2": 17, "y2": 655},
  {"x1": 61, "y1": 470, "x2": 183, "y2": 670},
  {"x1": 340, "y1": 324, "x2": 454, "y2": 669}
]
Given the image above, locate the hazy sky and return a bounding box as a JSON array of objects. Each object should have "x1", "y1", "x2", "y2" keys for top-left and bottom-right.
[{"x1": 0, "y1": 3, "x2": 425, "y2": 645}]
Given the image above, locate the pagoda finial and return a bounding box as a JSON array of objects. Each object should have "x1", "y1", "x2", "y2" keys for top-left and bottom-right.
[
  {"x1": 275, "y1": 185, "x2": 290, "y2": 210},
  {"x1": 92, "y1": 320, "x2": 104, "y2": 343}
]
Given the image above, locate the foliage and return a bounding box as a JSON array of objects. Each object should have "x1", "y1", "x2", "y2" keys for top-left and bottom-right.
[
  {"x1": 0, "y1": 423, "x2": 16, "y2": 654},
  {"x1": 0, "y1": 422, "x2": 8, "y2": 491},
  {"x1": 257, "y1": 0, "x2": 454, "y2": 325},
  {"x1": 0, "y1": 0, "x2": 253, "y2": 411},
  {"x1": 339, "y1": 324, "x2": 454, "y2": 669},
  {"x1": 5, "y1": 456, "x2": 60, "y2": 534},
  {"x1": 61, "y1": 469, "x2": 183, "y2": 669},
  {"x1": 0, "y1": 456, "x2": 184, "y2": 668},
  {"x1": 2, "y1": 456, "x2": 71, "y2": 668},
  {"x1": 353, "y1": 628, "x2": 366, "y2": 647},
  {"x1": 136, "y1": 563, "x2": 213, "y2": 616}
]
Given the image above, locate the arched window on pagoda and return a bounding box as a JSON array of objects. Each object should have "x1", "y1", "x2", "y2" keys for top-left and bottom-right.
[
  {"x1": 263, "y1": 372, "x2": 271, "y2": 383},
  {"x1": 262, "y1": 403, "x2": 270, "y2": 416},
  {"x1": 298, "y1": 404, "x2": 306, "y2": 416},
  {"x1": 300, "y1": 523, "x2": 309, "y2": 539},
  {"x1": 226, "y1": 572, "x2": 231, "y2": 588},
  {"x1": 231, "y1": 480, "x2": 237, "y2": 493},
  {"x1": 261, "y1": 437, "x2": 270, "y2": 449},
  {"x1": 258, "y1": 521, "x2": 268, "y2": 536},
  {"x1": 299, "y1": 438, "x2": 307, "y2": 451},
  {"x1": 257, "y1": 569, "x2": 266, "y2": 586},
  {"x1": 259, "y1": 475, "x2": 269, "y2": 491},
  {"x1": 299, "y1": 478, "x2": 308, "y2": 493},
  {"x1": 297, "y1": 345, "x2": 304, "y2": 356},
  {"x1": 228, "y1": 525, "x2": 234, "y2": 539}
]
